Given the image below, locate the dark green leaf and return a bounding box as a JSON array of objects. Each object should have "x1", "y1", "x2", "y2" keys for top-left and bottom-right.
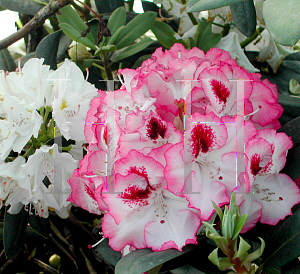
[
  {"x1": 111, "y1": 37, "x2": 154, "y2": 62},
  {"x1": 0, "y1": 4, "x2": 6, "y2": 11},
  {"x1": 142, "y1": 0, "x2": 159, "y2": 12},
  {"x1": 115, "y1": 246, "x2": 193, "y2": 274},
  {"x1": 261, "y1": 210, "x2": 300, "y2": 268},
  {"x1": 56, "y1": 5, "x2": 95, "y2": 44},
  {"x1": 95, "y1": 238, "x2": 122, "y2": 267},
  {"x1": 230, "y1": 0, "x2": 256, "y2": 37},
  {"x1": 0, "y1": 0, "x2": 47, "y2": 15},
  {"x1": 28, "y1": 214, "x2": 50, "y2": 239},
  {"x1": 151, "y1": 21, "x2": 178, "y2": 49},
  {"x1": 132, "y1": 54, "x2": 152, "y2": 69},
  {"x1": 95, "y1": 0, "x2": 124, "y2": 13},
  {"x1": 280, "y1": 258, "x2": 300, "y2": 274},
  {"x1": 36, "y1": 30, "x2": 62, "y2": 70},
  {"x1": 278, "y1": 117, "x2": 300, "y2": 148},
  {"x1": 0, "y1": 48, "x2": 17, "y2": 72},
  {"x1": 57, "y1": 33, "x2": 72, "y2": 63},
  {"x1": 280, "y1": 145, "x2": 300, "y2": 181},
  {"x1": 196, "y1": 20, "x2": 222, "y2": 52},
  {"x1": 115, "y1": 11, "x2": 157, "y2": 48},
  {"x1": 171, "y1": 264, "x2": 206, "y2": 273},
  {"x1": 107, "y1": 6, "x2": 127, "y2": 35},
  {"x1": 75, "y1": 59, "x2": 94, "y2": 72},
  {"x1": 186, "y1": 0, "x2": 245, "y2": 12},
  {"x1": 19, "y1": 52, "x2": 37, "y2": 68},
  {"x1": 4, "y1": 208, "x2": 29, "y2": 258}
]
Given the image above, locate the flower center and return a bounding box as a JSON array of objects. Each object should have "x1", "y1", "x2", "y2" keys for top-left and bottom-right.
[
  {"x1": 191, "y1": 124, "x2": 215, "y2": 158},
  {"x1": 154, "y1": 194, "x2": 168, "y2": 224},
  {"x1": 146, "y1": 117, "x2": 167, "y2": 140},
  {"x1": 210, "y1": 79, "x2": 230, "y2": 104},
  {"x1": 252, "y1": 184, "x2": 283, "y2": 202},
  {"x1": 250, "y1": 154, "x2": 262, "y2": 176}
]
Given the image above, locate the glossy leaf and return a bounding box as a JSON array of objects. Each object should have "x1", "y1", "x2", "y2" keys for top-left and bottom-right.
[
  {"x1": 151, "y1": 21, "x2": 179, "y2": 49},
  {"x1": 111, "y1": 37, "x2": 154, "y2": 62},
  {"x1": 278, "y1": 117, "x2": 300, "y2": 148},
  {"x1": 142, "y1": 0, "x2": 159, "y2": 12},
  {"x1": 59, "y1": 23, "x2": 97, "y2": 50},
  {"x1": 36, "y1": 30, "x2": 62, "y2": 70},
  {"x1": 186, "y1": 0, "x2": 245, "y2": 12},
  {"x1": 0, "y1": 0, "x2": 46, "y2": 15},
  {"x1": 114, "y1": 11, "x2": 156, "y2": 48},
  {"x1": 28, "y1": 214, "x2": 50, "y2": 239},
  {"x1": 263, "y1": 0, "x2": 300, "y2": 45},
  {"x1": 196, "y1": 20, "x2": 222, "y2": 52},
  {"x1": 95, "y1": 238, "x2": 122, "y2": 267},
  {"x1": 95, "y1": 0, "x2": 124, "y2": 13},
  {"x1": 57, "y1": 33, "x2": 72, "y2": 63},
  {"x1": 115, "y1": 247, "x2": 192, "y2": 274},
  {"x1": 107, "y1": 6, "x2": 127, "y2": 35},
  {"x1": 4, "y1": 208, "x2": 29, "y2": 258},
  {"x1": 0, "y1": 48, "x2": 16, "y2": 72},
  {"x1": 261, "y1": 210, "x2": 300, "y2": 268},
  {"x1": 170, "y1": 265, "x2": 206, "y2": 274},
  {"x1": 230, "y1": 0, "x2": 256, "y2": 37},
  {"x1": 56, "y1": 5, "x2": 95, "y2": 44}
]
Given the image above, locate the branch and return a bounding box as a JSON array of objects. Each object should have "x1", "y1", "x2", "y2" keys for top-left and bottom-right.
[{"x1": 0, "y1": 0, "x2": 72, "y2": 50}]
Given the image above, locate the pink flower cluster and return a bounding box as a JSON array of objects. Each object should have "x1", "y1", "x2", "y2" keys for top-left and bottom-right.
[{"x1": 68, "y1": 44, "x2": 300, "y2": 252}]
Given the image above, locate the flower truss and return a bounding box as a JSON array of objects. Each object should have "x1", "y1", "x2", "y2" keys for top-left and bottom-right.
[
  {"x1": 0, "y1": 58, "x2": 98, "y2": 218},
  {"x1": 68, "y1": 43, "x2": 300, "y2": 252}
]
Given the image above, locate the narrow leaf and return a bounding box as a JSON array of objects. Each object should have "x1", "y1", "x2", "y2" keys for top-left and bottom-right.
[
  {"x1": 115, "y1": 11, "x2": 157, "y2": 48},
  {"x1": 151, "y1": 21, "x2": 178, "y2": 49},
  {"x1": 28, "y1": 214, "x2": 50, "y2": 239},
  {"x1": 111, "y1": 37, "x2": 154, "y2": 62},
  {"x1": 242, "y1": 237, "x2": 265, "y2": 265},
  {"x1": 59, "y1": 23, "x2": 97, "y2": 50},
  {"x1": 232, "y1": 215, "x2": 248, "y2": 240},
  {"x1": 107, "y1": 6, "x2": 126, "y2": 35},
  {"x1": 56, "y1": 5, "x2": 95, "y2": 44},
  {"x1": 186, "y1": 0, "x2": 245, "y2": 12}
]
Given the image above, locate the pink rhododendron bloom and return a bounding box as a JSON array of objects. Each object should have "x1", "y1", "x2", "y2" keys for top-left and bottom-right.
[{"x1": 67, "y1": 43, "x2": 300, "y2": 253}]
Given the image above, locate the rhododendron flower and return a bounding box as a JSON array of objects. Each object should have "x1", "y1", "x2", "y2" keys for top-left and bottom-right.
[
  {"x1": 49, "y1": 59, "x2": 98, "y2": 142},
  {"x1": 236, "y1": 129, "x2": 300, "y2": 232},
  {"x1": 100, "y1": 150, "x2": 201, "y2": 252}
]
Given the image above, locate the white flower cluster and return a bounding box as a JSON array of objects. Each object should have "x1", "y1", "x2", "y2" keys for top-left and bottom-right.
[{"x1": 0, "y1": 58, "x2": 98, "y2": 217}]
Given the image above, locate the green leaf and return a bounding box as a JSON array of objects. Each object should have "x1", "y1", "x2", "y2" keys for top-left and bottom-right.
[
  {"x1": 4, "y1": 208, "x2": 29, "y2": 258},
  {"x1": 278, "y1": 116, "x2": 300, "y2": 149},
  {"x1": 202, "y1": 221, "x2": 220, "y2": 236},
  {"x1": 0, "y1": 0, "x2": 47, "y2": 15},
  {"x1": 57, "y1": 33, "x2": 72, "y2": 63},
  {"x1": 242, "y1": 237, "x2": 265, "y2": 265},
  {"x1": 95, "y1": 238, "x2": 122, "y2": 267},
  {"x1": 28, "y1": 214, "x2": 50, "y2": 239},
  {"x1": 151, "y1": 21, "x2": 178, "y2": 49},
  {"x1": 56, "y1": 5, "x2": 95, "y2": 44},
  {"x1": 114, "y1": 11, "x2": 157, "y2": 48},
  {"x1": 75, "y1": 59, "x2": 94, "y2": 72},
  {"x1": 115, "y1": 246, "x2": 192, "y2": 274},
  {"x1": 232, "y1": 215, "x2": 247, "y2": 240},
  {"x1": 212, "y1": 201, "x2": 223, "y2": 222},
  {"x1": 95, "y1": 0, "x2": 124, "y2": 13},
  {"x1": 0, "y1": 4, "x2": 6, "y2": 11},
  {"x1": 95, "y1": 44, "x2": 118, "y2": 56},
  {"x1": 170, "y1": 265, "x2": 206, "y2": 274},
  {"x1": 196, "y1": 19, "x2": 222, "y2": 52},
  {"x1": 233, "y1": 236, "x2": 251, "y2": 260},
  {"x1": 107, "y1": 6, "x2": 127, "y2": 35},
  {"x1": 107, "y1": 25, "x2": 126, "y2": 45},
  {"x1": 142, "y1": 0, "x2": 159, "y2": 13},
  {"x1": 230, "y1": 0, "x2": 256, "y2": 37},
  {"x1": 186, "y1": 0, "x2": 245, "y2": 12},
  {"x1": 59, "y1": 23, "x2": 97, "y2": 50},
  {"x1": 36, "y1": 30, "x2": 62, "y2": 70},
  {"x1": 261, "y1": 210, "x2": 300, "y2": 268},
  {"x1": 0, "y1": 48, "x2": 17, "y2": 72},
  {"x1": 208, "y1": 248, "x2": 234, "y2": 271},
  {"x1": 111, "y1": 37, "x2": 154, "y2": 62},
  {"x1": 132, "y1": 54, "x2": 152, "y2": 69},
  {"x1": 263, "y1": 0, "x2": 300, "y2": 46}
]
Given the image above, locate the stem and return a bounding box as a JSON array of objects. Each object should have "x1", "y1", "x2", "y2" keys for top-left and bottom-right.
[
  {"x1": 212, "y1": 22, "x2": 225, "y2": 28},
  {"x1": 187, "y1": 12, "x2": 198, "y2": 25},
  {"x1": 103, "y1": 54, "x2": 113, "y2": 80},
  {"x1": 240, "y1": 27, "x2": 265, "y2": 49},
  {"x1": 23, "y1": 145, "x2": 35, "y2": 158},
  {"x1": 0, "y1": 0, "x2": 72, "y2": 50}
]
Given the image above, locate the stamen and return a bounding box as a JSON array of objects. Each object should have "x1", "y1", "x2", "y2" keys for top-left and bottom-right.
[
  {"x1": 117, "y1": 73, "x2": 124, "y2": 85},
  {"x1": 17, "y1": 58, "x2": 22, "y2": 73},
  {"x1": 244, "y1": 106, "x2": 261, "y2": 120},
  {"x1": 88, "y1": 237, "x2": 106, "y2": 249},
  {"x1": 178, "y1": 50, "x2": 181, "y2": 59},
  {"x1": 85, "y1": 68, "x2": 89, "y2": 81}
]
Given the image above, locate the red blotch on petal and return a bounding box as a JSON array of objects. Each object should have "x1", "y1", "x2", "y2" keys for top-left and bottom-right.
[
  {"x1": 210, "y1": 79, "x2": 230, "y2": 104},
  {"x1": 250, "y1": 154, "x2": 262, "y2": 176},
  {"x1": 191, "y1": 124, "x2": 215, "y2": 157}
]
